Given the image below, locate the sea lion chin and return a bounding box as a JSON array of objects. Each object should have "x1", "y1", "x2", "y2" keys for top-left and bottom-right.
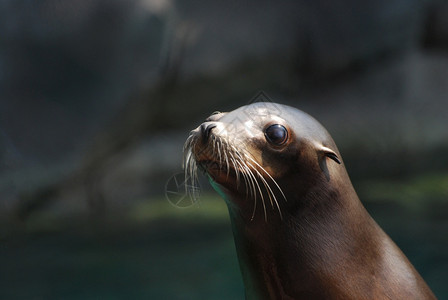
[{"x1": 183, "y1": 102, "x2": 436, "y2": 300}]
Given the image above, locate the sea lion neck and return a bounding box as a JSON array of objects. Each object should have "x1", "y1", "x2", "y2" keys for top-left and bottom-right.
[{"x1": 227, "y1": 189, "x2": 376, "y2": 300}]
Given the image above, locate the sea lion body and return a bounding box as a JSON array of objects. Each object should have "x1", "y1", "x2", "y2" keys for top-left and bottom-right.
[{"x1": 183, "y1": 103, "x2": 435, "y2": 299}]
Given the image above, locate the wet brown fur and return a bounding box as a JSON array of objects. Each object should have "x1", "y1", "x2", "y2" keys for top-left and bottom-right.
[{"x1": 185, "y1": 103, "x2": 436, "y2": 300}]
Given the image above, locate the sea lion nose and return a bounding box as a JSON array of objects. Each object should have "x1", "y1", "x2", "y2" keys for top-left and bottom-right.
[{"x1": 201, "y1": 123, "x2": 217, "y2": 142}]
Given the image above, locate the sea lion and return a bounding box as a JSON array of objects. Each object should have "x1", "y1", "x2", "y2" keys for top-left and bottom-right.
[{"x1": 183, "y1": 102, "x2": 436, "y2": 300}]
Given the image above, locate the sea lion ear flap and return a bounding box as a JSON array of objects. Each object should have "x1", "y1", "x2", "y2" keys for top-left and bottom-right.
[{"x1": 319, "y1": 146, "x2": 341, "y2": 164}]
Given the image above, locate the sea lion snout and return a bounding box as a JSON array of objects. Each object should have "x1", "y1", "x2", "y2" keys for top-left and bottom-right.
[{"x1": 200, "y1": 122, "x2": 216, "y2": 142}]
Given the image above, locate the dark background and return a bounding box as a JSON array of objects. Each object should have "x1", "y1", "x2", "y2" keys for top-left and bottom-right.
[{"x1": 1, "y1": 0, "x2": 447, "y2": 299}]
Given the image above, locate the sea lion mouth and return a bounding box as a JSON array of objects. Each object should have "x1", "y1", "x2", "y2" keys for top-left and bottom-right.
[
  {"x1": 197, "y1": 159, "x2": 240, "y2": 184},
  {"x1": 198, "y1": 160, "x2": 229, "y2": 173}
]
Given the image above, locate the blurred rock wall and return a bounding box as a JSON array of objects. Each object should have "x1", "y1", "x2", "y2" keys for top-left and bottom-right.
[{"x1": 1, "y1": 0, "x2": 447, "y2": 217}]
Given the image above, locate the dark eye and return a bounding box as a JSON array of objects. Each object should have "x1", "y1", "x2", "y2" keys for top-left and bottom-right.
[{"x1": 265, "y1": 124, "x2": 288, "y2": 145}]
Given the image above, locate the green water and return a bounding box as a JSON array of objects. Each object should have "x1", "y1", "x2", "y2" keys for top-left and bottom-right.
[
  {"x1": 1, "y1": 180, "x2": 447, "y2": 299},
  {"x1": 0, "y1": 220, "x2": 243, "y2": 299}
]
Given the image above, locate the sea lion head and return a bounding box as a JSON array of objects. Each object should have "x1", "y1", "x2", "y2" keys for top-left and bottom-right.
[
  {"x1": 184, "y1": 102, "x2": 343, "y2": 221},
  {"x1": 183, "y1": 102, "x2": 436, "y2": 299}
]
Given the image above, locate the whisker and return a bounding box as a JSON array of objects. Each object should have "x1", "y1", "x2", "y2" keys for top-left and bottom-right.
[
  {"x1": 240, "y1": 161, "x2": 260, "y2": 221},
  {"x1": 246, "y1": 161, "x2": 282, "y2": 220},
  {"x1": 230, "y1": 154, "x2": 244, "y2": 191},
  {"x1": 224, "y1": 143, "x2": 230, "y2": 178},
  {"x1": 182, "y1": 135, "x2": 201, "y2": 203},
  {"x1": 229, "y1": 145, "x2": 262, "y2": 221},
  {"x1": 232, "y1": 156, "x2": 252, "y2": 199},
  {"x1": 245, "y1": 156, "x2": 286, "y2": 220},
  {"x1": 246, "y1": 156, "x2": 287, "y2": 202},
  {"x1": 216, "y1": 138, "x2": 222, "y2": 174},
  {"x1": 241, "y1": 160, "x2": 267, "y2": 222}
]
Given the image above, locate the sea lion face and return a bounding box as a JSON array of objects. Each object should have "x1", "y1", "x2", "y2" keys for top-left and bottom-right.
[{"x1": 183, "y1": 102, "x2": 341, "y2": 219}]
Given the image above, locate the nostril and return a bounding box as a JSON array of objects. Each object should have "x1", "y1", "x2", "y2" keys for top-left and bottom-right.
[{"x1": 201, "y1": 123, "x2": 216, "y2": 141}]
